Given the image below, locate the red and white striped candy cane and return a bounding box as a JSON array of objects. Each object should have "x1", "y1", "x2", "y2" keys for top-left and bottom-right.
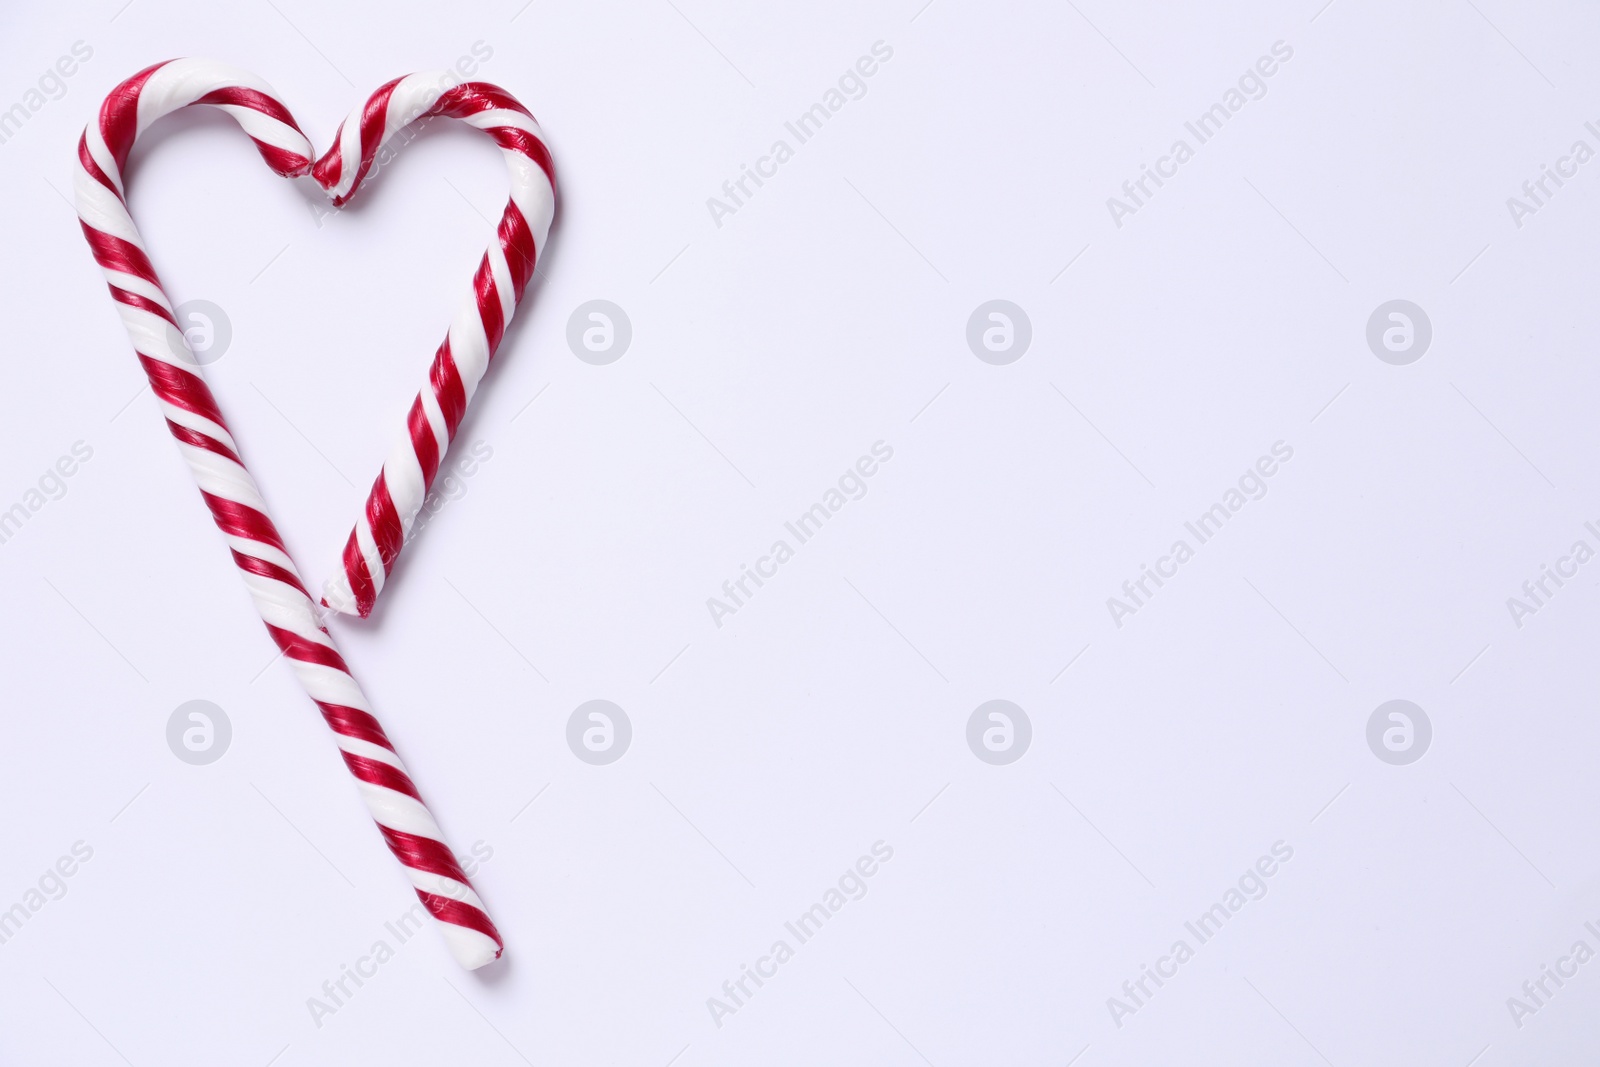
[
  {"x1": 314, "y1": 70, "x2": 555, "y2": 617},
  {"x1": 74, "y1": 59, "x2": 555, "y2": 969}
]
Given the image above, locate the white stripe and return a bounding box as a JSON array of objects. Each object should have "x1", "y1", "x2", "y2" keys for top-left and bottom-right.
[
  {"x1": 387, "y1": 72, "x2": 453, "y2": 130},
  {"x1": 446, "y1": 306, "x2": 492, "y2": 400},
  {"x1": 504, "y1": 153, "x2": 556, "y2": 247},
  {"x1": 418, "y1": 388, "x2": 450, "y2": 468},
  {"x1": 74, "y1": 182, "x2": 138, "y2": 242},
  {"x1": 354, "y1": 512, "x2": 387, "y2": 593},
  {"x1": 244, "y1": 575, "x2": 329, "y2": 636},
  {"x1": 379, "y1": 445, "x2": 428, "y2": 543},
  {"x1": 219, "y1": 533, "x2": 298, "y2": 575},
  {"x1": 183, "y1": 446, "x2": 271, "y2": 513},
  {"x1": 208, "y1": 106, "x2": 309, "y2": 159},
  {"x1": 105, "y1": 271, "x2": 173, "y2": 311},
  {"x1": 288, "y1": 660, "x2": 372, "y2": 712},
  {"x1": 487, "y1": 239, "x2": 517, "y2": 322},
  {"x1": 360, "y1": 785, "x2": 445, "y2": 841},
  {"x1": 159, "y1": 403, "x2": 240, "y2": 456},
  {"x1": 332, "y1": 734, "x2": 407, "y2": 771},
  {"x1": 114, "y1": 303, "x2": 183, "y2": 359},
  {"x1": 465, "y1": 109, "x2": 542, "y2": 136}
]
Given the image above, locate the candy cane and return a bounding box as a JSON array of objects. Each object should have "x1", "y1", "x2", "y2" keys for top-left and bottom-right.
[
  {"x1": 74, "y1": 59, "x2": 556, "y2": 969},
  {"x1": 314, "y1": 71, "x2": 555, "y2": 617}
]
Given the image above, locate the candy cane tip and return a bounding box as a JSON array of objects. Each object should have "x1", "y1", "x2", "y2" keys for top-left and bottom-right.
[
  {"x1": 320, "y1": 581, "x2": 365, "y2": 618},
  {"x1": 442, "y1": 927, "x2": 504, "y2": 970}
]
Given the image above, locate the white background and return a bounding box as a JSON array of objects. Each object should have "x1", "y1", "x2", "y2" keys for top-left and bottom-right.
[{"x1": 3, "y1": 0, "x2": 1600, "y2": 1063}]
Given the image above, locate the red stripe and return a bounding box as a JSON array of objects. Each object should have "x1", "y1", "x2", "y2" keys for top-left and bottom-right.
[
  {"x1": 307, "y1": 71, "x2": 401, "y2": 195},
  {"x1": 487, "y1": 127, "x2": 556, "y2": 193},
  {"x1": 309, "y1": 74, "x2": 400, "y2": 202},
  {"x1": 381, "y1": 826, "x2": 471, "y2": 883},
  {"x1": 309, "y1": 119, "x2": 350, "y2": 190},
  {"x1": 336, "y1": 529, "x2": 377, "y2": 617},
  {"x1": 430, "y1": 339, "x2": 468, "y2": 438},
  {"x1": 473, "y1": 255, "x2": 505, "y2": 352},
  {"x1": 82, "y1": 225, "x2": 162, "y2": 287},
  {"x1": 418, "y1": 891, "x2": 503, "y2": 953},
  {"x1": 200, "y1": 492, "x2": 288, "y2": 555},
  {"x1": 231, "y1": 549, "x2": 311, "y2": 599},
  {"x1": 423, "y1": 84, "x2": 555, "y2": 192},
  {"x1": 354, "y1": 78, "x2": 405, "y2": 181},
  {"x1": 111, "y1": 286, "x2": 179, "y2": 328},
  {"x1": 497, "y1": 200, "x2": 537, "y2": 304},
  {"x1": 432, "y1": 83, "x2": 534, "y2": 121},
  {"x1": 251, "y1": 140, "x2": 312, "y2": 177},
  {"x1": 139, "y1": 354, "x2": 228, "y2": 428},
  {"x1": 194, "y1": 86, "x2": 304, "y2": 135},
  {"x1": 317, "y1": 701, "x2": 396, "y2": 751},
  {"x1": 167, "y1": 420, "x2": 242, "y2": 466},
  {"x1": 78, "y1": 133, "x2": 121, "y2": 200},
  {"x1": 342, "y1": 752, "x2": 422, "y2": 800},
  {"x1": 265, "y1": 623, "x2": 351, "y2": 673},
  {"x1": 310, "y1": 76, "x2": 404, "y2": 203},
  {"x1": 100, "y1": 62, "x2": 170, "y2": 170},
  {"x1": 407, "y1": 399, "x2": 441, "y2": 485},
  {"x1": 366, "y1": 473, "x2": 404, "y2": 572}
]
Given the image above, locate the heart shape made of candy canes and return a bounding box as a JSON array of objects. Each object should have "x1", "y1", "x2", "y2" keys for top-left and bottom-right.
[{"x1": 74, "y1": 60, "x2": 557, "y2": 969}]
